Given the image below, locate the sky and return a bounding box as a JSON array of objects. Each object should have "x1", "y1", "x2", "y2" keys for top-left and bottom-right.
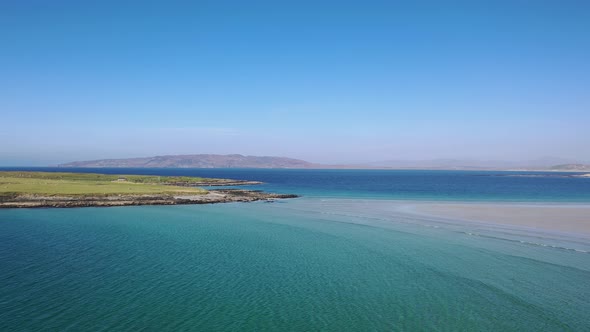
[{"x1": 1, "y1": 0, "x2": 589, "y2": 165}]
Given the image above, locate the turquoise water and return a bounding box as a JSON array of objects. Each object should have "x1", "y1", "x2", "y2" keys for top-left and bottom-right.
[{"x1": 1, "y1": 169, "x2": 590, "y2": 330}]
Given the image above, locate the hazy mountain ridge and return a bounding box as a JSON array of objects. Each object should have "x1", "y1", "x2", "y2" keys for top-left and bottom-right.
[
  {"x1": 549, "y1": 164, "x2": 590, "y2": 171},
  {"x1": 365, "y1": 157, "x2": 589, "y2": 170},
  {"x1": 59, "y1": 154, "x2": 316, "y2": 169},
  {"x1": 59, "y1": 154, "x2": 590, "y2": 170}
]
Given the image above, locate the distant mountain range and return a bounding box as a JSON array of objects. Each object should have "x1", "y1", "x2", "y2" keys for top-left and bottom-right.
[
  {"x1": 364, "y1": 157, "x2": 589, "y2": 170},
  {"x1": 549, "y1": 164, "x2": 590, "y2": 171},
  {"x1": 58, "y1": 154, "x2": 590, "y2": 171},
  {"x1": 59, "y1": 154, "x2": 317, "y2": 168}
]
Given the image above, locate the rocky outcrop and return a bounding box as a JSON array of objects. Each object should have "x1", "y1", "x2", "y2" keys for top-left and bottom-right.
[
  {"x1": 164, "y1": 180, "x2": 263, "y2": 186},
  {"x1": 0, "y1": 190, "x2": 299, "y2": 209}
]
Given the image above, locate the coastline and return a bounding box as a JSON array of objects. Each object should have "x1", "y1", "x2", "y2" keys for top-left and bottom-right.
[
  {"x1": 0, "y1": 189, "x2": 298, "y2": 209},
  {"x1": 0, "y1": 171, "x2": 296, "y2": 209}
]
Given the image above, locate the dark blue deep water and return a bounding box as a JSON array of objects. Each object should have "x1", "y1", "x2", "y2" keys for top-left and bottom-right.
[{"x1": 4, "y1": 167, "x2": 590, "y2": 201}]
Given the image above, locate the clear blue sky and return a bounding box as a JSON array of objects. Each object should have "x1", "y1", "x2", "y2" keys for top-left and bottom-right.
[{"x1": 1, "y1": 1, "x2": 589, "y2": 165}]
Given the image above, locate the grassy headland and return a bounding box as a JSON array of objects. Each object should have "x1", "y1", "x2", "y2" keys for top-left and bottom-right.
[
  {"x1": 0, "y1": 172, "x2": 213, "y2": 198},
  {"x1": 0, "y1": 171, "x2": 294, "y2": 208}
]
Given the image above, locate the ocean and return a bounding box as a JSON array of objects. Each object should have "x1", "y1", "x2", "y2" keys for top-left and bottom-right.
[{"x1": 1, "y1": 168, "x2": 589, "y2": 331}]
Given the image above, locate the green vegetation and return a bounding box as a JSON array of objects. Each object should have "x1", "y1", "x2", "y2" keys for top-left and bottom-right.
[
  {"x1": 0, "y1": 172, "x2": 209, "y2": 198},
  {"x1": 0, "y1": 171, "x2": 219, "y2": 184}
]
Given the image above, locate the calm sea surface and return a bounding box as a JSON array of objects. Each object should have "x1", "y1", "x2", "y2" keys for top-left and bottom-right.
[
  {"x1": 1, "y1": 168, "x2": 589, "y2": 330},
  {"x1": 5, "y1": 167, "x2": 590, "y2": 201}
]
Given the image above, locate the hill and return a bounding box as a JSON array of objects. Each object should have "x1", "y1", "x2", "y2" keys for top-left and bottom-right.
[
  {"x1": 549, "y1": 164, "x2": 590, "y2": 171},
  {"x1": 58, "y1": 155, "x2": 590, "y2": 171},
  {"x1": 59, "y1": 154, "x2": 316, "y2": 168}
]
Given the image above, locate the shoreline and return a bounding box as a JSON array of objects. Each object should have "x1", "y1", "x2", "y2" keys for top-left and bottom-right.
[
  {"x1": 0, "y1": 171, "x2": 296, "y2": 208},
  {"x1": 0, "y1": 189, "x2": 299, "y2": 209}
]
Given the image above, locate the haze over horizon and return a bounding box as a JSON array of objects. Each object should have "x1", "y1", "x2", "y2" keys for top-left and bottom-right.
[
  {"x1": 10, "y1": 153, "x2": 590, "y2": 169},
  {"x1": 1, "y1": 1, "x2": 589, "y2": 166}
]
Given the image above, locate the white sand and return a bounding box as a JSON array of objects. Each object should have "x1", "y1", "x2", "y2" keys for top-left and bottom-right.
[{"x1": 407, "y1": 202, "x2": 590, "y2": 235}]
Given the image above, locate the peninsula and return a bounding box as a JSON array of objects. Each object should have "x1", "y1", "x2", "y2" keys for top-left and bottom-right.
[{"x1": 0, "y1": 172, "x2": 297, "y2": 208}]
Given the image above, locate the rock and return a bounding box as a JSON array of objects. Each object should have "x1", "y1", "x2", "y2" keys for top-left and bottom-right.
[{"x1": 0, "y1": 190, "x2": 300, "y2": 209}]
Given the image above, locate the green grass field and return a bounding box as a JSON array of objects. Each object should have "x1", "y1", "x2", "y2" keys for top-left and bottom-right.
[
  {"x1": 0, "y1": 171, "x2": 218, "y2": 184},
  {"x1": 0, "y1": 172, "x2": 208, "y2": 197}
]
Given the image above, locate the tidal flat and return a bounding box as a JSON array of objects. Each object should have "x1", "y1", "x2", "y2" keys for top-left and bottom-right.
[{"x1": 406, "y1": 201, "x2": 590, "y2": 235}]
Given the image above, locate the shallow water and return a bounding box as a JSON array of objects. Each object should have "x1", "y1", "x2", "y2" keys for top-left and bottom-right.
[{"x1": 1, "y1": 169, "x2": 589, "y2": 330}]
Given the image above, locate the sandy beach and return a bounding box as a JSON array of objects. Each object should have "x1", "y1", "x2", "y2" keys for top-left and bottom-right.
[{"x1": 405, "y1": 202, "x2": 590, "y2": 235}]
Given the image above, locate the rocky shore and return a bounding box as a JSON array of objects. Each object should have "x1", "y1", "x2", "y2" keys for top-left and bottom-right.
[
  {"x1": 0, "y1": 189, "x2": 299, "y2": 209},
  {"x1": 167, "y1": 180, "x2": 263, "y2": 186}
]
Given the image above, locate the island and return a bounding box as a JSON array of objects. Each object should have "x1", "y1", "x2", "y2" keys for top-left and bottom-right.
[{"x1": 0, "y1": 171, "x2": 298, "y2": 208}]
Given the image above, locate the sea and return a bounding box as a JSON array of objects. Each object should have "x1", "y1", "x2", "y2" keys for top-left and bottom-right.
[{"x1": 1, "y1": 168, "x2": 589, "y2": 331}]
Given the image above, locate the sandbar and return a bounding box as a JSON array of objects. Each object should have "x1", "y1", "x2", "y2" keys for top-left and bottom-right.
[{"x1": 406, "y1": 202, "x2": 590, "y2": 235}]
